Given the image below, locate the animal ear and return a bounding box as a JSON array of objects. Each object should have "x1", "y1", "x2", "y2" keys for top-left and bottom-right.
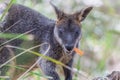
[
  {"x1": 74, "y1": 6, "x2": 93, "y2": 22},
  {"x1": 50, "y1": 2, "x2": 65, "y2": 20}
]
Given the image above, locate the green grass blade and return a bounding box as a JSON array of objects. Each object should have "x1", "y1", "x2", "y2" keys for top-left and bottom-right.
[
  {"x1": 0, "y1": 0, "x2": 14, "y2": 21},
  {"x1": 0, "y1": 33, "x2": 34, "y2": 41}
]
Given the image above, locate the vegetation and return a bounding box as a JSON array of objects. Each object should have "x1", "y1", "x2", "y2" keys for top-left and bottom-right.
[{"x1": 0, "y1": 0, "x2": 120, "y2": 80}]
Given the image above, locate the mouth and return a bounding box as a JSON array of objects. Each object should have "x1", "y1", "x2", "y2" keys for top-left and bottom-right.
[
  {"x1": 65, "y1": 50, "x2": 71, "y2": 54},
  {"x1": 63, "y1": 47, "x2": 74, "y2": 54},
  {"x1": 63, "y1": 46, "x2": 84, "y2": 56}
]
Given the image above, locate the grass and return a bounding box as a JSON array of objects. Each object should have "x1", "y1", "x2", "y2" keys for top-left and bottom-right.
[
  {"x1": 0, "y1": 0, "x2": 120, "y2": 80},
  {"x1": 0, "y1": 0, "x2": 14, "y2": 21},
  {"x1": 0, "y1": 1, "x2": 90, "y2": 79}
]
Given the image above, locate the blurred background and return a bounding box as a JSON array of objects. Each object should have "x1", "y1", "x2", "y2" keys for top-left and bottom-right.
[{"x1": 0, "y1": 0, "x2": 120, "y2": 80}]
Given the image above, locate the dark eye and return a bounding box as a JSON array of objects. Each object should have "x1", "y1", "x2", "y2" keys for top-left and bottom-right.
[
  {"x1": 59, "y1": 29, "x2": 63, "y2": 34},
  {"x1": 75, "y1": 31, "x2": 79, "y2": 36}
]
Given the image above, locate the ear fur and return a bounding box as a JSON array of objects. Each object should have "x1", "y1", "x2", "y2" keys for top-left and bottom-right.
[
  {"x1": 50, "y1": 2, "x2": 65, "y2": 20},
  {"x1": 74, "y1": 6, "x2": 93, "y2": 22}
]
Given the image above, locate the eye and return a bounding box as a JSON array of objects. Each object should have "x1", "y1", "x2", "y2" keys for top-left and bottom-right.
[
  {"x1": 75, "y1": 31, "x2": 79, "y2": 36},
  {"x1": 59, "y1": 30, "x2": 62, "y2": 34},
  {"x1": 59, "y1": 29, "x2": 63, "y2": 34}
]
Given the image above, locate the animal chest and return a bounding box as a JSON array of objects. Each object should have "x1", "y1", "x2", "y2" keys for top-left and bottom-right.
[{"x1": 59, "y1": 52, "x2": 72, "y2": 64}]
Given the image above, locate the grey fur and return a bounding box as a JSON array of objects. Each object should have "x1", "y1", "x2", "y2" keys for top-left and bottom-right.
[{"x1": 0, "y1": 4, "x2": 92, "y2": 80}]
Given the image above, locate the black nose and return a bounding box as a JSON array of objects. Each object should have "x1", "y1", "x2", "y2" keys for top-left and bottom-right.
[{"x1": 65, "y1": 45, "x2": 74, "y2": 51}]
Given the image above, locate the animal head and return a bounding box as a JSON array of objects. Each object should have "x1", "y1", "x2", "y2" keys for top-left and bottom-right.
[{"x1": 51, "y1": 3, "x2": 93, "y2": 54}]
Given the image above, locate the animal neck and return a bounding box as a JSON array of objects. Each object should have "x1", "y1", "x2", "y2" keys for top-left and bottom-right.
[{"x1": 53, "y1": 33, "x2": 60, "y2": 47}]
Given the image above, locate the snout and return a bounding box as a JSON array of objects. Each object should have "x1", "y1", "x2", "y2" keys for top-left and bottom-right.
[{"x1": 65, "y1": 44, "x2": 74, "y2": 52}]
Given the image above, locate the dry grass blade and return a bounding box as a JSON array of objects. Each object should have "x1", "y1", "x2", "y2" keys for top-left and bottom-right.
[
  {"x1": 0, "y1": 76, "x2": 9, "y2": 79},
  {"x1": 6, "y1": 45, "x2": 92, "y2": 80},
  {"x1": 0, "y1": 19, "x2": 22, "y2": 33},
  {"x1": 0, "y1": 28, "x2": 36, "y2": 47},
  {"x1": 0, "y1": 43, "x2": 45, "y2": 68},
  {"x1": 17, "y1": 43, "x2": 50, "y2": 80}
]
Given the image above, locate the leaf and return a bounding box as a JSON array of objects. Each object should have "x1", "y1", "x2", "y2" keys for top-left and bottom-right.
[{"x1": 74, "y1": 48, "x2": 84, "y2": 56}]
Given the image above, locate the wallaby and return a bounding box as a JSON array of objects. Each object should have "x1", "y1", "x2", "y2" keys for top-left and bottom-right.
[{"x1": 0, "y1": 3, "x2": 92, "y2": 80}]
